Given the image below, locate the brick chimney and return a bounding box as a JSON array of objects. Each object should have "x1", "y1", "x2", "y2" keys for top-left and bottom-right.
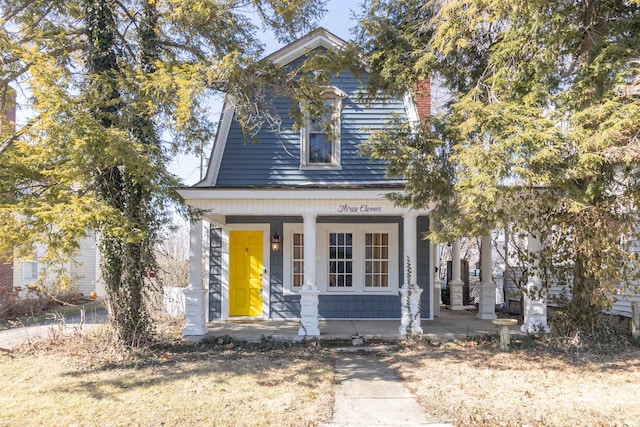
[
  {"x1": 0, "y1": 254, "x2": 13, "y2": 290},
  {"x1": 413, "y1": 78, "x2": 431, "y2": 122}
]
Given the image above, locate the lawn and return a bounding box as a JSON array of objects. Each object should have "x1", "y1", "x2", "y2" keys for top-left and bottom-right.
[
  {"x1": 0, "y1": 328, "x2": 334, "y2": 427},
  {"x1": 388, "y1": 337, "x2": 640, "y2": 427},
  {"x1": 3, "y1": 323, "x2": 640, "y2": 427}
]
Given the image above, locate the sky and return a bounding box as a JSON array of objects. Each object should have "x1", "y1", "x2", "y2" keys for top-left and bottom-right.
[{"x1": 169, "y1": 0, "x2": 363, "y2": 185}]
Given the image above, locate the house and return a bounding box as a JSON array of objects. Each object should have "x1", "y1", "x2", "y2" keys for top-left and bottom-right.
[
  {"x1": 6, "y1": 235, "x2": 105, "y2": 299},
  {"x1": 178, "y1": 28, "x2": 500, "y2": 338}
]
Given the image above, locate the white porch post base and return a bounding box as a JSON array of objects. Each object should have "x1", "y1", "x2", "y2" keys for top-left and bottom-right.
[
  {"x1": 521, "y1": 294, "x2": 550, "y2": 333},
  {"x1": 399, "y1": 286, "x2": 423, "y2": 336},
  {"x1": 449, "y1": 280, "x2": 465, "y2": 310},
  {"x1": 183, "y1": 287, "x2": 208, "y2": 337},
  {"x1": 521, "y1": 233, "x2": 549, "y2": 333},
  {"x1": 298, "y1": 288, "x2": 320, "y2": 337},
  {"x1": 477, "y1": 282, "x2": 497, "y2": 320},
  {"x1": 433, "y1": 282, "x2": 441, "y2": 317}
]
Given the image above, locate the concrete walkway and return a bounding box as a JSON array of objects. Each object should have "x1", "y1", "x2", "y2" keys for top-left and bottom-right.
[
  {"x1": 0, "y1": 309, "x2": 109, "y2": 350},
  {"x1": 323, "y1": 353, "x2": 453, "y2": 427}
]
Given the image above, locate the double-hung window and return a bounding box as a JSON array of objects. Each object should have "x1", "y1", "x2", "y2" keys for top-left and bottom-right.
[
  {"x1": 300, "y1": 86, "x2": 346, "y2": 169},
  {"x1": 329, "y1": 232, "x2": 353, "y2": 288}
]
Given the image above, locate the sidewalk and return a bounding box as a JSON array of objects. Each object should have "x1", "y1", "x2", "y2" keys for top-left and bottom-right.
[
  {"x1": 322, "y1": 353, "x2": 453, "y2": 427},
  {"x1": 0, "y1": 309, "x2": 109, "y2": 350}
]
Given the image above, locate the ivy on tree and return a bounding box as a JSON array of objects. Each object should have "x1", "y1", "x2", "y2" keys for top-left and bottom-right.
[{"x1": 0, "y1": 0, "x2": 328, "y2": 347}]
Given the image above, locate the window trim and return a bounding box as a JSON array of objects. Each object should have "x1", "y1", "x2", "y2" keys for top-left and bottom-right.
[
  {"x1": 300, "y1": 86, "x2": 347, "y2": 170},
  {"x1": 283, "y1": 223, "x2": 399, "y2": 295}
]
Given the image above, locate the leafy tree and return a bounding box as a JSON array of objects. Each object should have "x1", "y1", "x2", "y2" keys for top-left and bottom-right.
[
  {"x1": 356, "y1": 0, "x2": 640, "y2": 337},
  {"x1": 0, "y1": 0, "x2": 327, "y2": 346}
]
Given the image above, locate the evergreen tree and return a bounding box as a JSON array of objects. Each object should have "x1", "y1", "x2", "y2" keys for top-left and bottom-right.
[{"x1": 356, "y1": 0, "x2": 640, "y2": 336}]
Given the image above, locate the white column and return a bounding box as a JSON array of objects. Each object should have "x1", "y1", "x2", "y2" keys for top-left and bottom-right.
[
  {"x1": 521, "y1": 234, "x2": 549, "y2": 333},
  {"x1": 399, "y1": 213, "x2": 423, "y2": 335},
  {"x1": 477, "y1": 234, "x2": 497, "y2": 320},
  {"x1": 403, "y1": 213, "x2": 418, "y2": 287},
  {"x1": 432, "y1": 243, "x2": 441, "y2": 317},
  {"x1": 183, "y1": 219, "x2": 208, "y2": 338},
  {"x1": 299, "y1": 214, "x2": 320, "y2": 337},
  {"x1": 449, "y1": 239, "x2": 464, "y2": 310}
]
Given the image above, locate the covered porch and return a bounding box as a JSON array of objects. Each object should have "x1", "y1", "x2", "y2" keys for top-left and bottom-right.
[{"x1": 201, "y1": 309, "x2": 522, "y2": 343}]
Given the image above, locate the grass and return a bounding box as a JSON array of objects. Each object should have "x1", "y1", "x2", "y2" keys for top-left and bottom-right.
[
  {"x1": 0, "y1": 323, "x2": 334, "y2": 427},
  {"x1": 3, "y1": 318, "x2": 640, "y2": 426},
  {"x1": 388, "y1": 336, "x2": 640, "y2": 426}
]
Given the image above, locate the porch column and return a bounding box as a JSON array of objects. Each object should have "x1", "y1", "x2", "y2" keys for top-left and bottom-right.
[
  {"x1": 432, "y1": 243, "x2": 441, "y2": 317},
  {"x1": 299, "y1": 214, "x2": 320, "y2": 337},
  {"x1": 399, "y1": 213, "x2": 423, "y2": 335},
  {"x1": 477, "y1": 235, "x2": 497, "y2": 320},
  {"x1": 183, "y1": 219, "x2": 208, "y2": 338},
  {"x1": 521, "y1": 233, "x2": 549, "y2": 333},
  {"x1": 449, "y1": 239, "x2": 465, "y2": 310}
]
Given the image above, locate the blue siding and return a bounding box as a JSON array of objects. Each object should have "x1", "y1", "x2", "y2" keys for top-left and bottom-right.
[
  {"x1": 208, "y1": 227, "x2": 223, "y2": 320},
  {"x1": 215, "y1": 67, "x2": 407, "y2": 187},
  {"x1": 416, "y1": 216, "x2": 431, "y2": 319},
  {"x1": 269, "y1": 218, "x2": 302, "y2": 318},
  {"x1": 319, "y1": 295, "x2": 401, "y2": 318}
]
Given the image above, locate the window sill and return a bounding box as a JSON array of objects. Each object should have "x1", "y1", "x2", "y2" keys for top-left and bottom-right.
[
  {"x1": 283, "y1": 288, "x2": 399, "y2": 296},
  {"x1": 300, "y1": 164, "x2": 342, "y2": 171}
]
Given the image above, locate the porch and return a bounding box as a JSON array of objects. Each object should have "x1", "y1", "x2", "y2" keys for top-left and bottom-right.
[{"x1": 203, "y1": 308, "x2": 522, "y2": 343}]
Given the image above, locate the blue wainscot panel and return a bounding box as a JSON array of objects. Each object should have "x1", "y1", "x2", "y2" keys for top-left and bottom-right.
[{"x1": 318, "y1": 295, "x2": 401, "y2": 319}]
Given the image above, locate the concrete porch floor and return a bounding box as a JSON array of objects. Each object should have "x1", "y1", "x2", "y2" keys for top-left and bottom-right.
[{"x1": 205, "y1": 308, "x2": 524, "y2": 343}]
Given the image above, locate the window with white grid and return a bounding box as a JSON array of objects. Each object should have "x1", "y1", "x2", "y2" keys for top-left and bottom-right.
[
  {"x1": 292, "y1": 233, "x2": 304, "y2": 288},
  {"x1": 329, "y1": 232, "x2": 353, "y2": 287},
  {"x1": 365, "y1": 233, "x2": 389, "y2": 288}
]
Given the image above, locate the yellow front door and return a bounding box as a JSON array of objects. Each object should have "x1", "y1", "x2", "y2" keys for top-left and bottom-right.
[{"x1": 229, "y1": 231, "x2": 263, "y2": 317}]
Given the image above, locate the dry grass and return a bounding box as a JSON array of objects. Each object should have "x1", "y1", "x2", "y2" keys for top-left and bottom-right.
[
  {"x1": 0, "y1": 323, "x2": 334, "y2": 427},
  {"x1": 388, "y1": 337, "x2": 640, "y2": 427}
]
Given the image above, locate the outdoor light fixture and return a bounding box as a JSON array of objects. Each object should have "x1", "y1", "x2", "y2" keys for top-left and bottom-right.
[{"x1": 271, "y1": 231, "x2": 281, "y2": 252}]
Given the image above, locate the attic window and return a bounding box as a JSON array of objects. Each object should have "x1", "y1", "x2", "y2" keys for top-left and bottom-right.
[{"x1": 300, "y1": 86, "x2": 346, "y2": 169}]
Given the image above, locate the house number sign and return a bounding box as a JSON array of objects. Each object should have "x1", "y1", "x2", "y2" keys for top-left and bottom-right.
[{"x1": 337, "y1": 204, "x2": 382, "y2": 213}]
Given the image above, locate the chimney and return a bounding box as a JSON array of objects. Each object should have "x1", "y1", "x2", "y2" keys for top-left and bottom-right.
[
  {"x1": 0, "y1": 254, "x2": 13, "y2": 291},
  {"x1": 413, "y1": 78, "x2": 431, "y2": 122}
]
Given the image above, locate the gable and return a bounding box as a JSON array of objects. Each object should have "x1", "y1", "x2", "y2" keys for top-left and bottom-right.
[{"x1": 198, "y1": 29, "x2": 412, "y2": 189}]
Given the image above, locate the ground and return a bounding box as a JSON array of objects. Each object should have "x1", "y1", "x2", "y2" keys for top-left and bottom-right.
[
  {"x1": 389, "y1": 337, "x2": 640, "y2": 427},
  {"x1": 1, "y1": 322, "x2": 640, "y2": 426}
]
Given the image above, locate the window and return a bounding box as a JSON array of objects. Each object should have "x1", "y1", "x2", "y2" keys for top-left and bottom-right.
[
  {"x1": 283, "y1": 223, "x2": 398, "y2": 294},
  {"x1": 329, "y1": 233, "x2": 353, "y2": 288},
  {"x1": 292, "y1": 233, "x2": 304, "y2": 288},
  {"x1": 300, "y1": 86, "x2": 346, "y2": 169},
  {"x1": 365, "y1": 233, "x2": 389, "y2": 288},
  {"x1": 22, "y1": 260, "x2": 38, "y2": 280}
]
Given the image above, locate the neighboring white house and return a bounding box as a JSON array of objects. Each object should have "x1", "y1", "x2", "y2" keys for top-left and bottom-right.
[{"x1": 12, "y1": 234, "x2": 105, "y2": 298}]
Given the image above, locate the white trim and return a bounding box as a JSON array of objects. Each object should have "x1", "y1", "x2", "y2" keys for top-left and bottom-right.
[
  {"x1": 264, "y1": 28, "x2": 346, "y2": 66},
  {"x1": 221, "y1": 224, "x2": 271, "y2": 320},
  {"x1": 404, "y1": 92, "x2": 420, "y2": 128},
  {"x1": 283, "y1": 222, "x2": 399, "y2": 296},
  {"x1": 198, "y1": 96, "x2": 236, "y2": 187},
  {"x1": 180, "y1": 188, "x2": 422, "y2": 201},
  {"x1": 300, "y1": 87, "x2": 345, "y2": 169}
]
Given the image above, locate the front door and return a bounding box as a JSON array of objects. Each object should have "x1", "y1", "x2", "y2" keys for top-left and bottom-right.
[{"x1": 229, "y1": 230, "x2": 263, "y2": 317}]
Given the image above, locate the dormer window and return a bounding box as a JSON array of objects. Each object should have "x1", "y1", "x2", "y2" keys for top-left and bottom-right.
[{"x1": 301, "y1": 86, "x2": 346, "y2": 169}]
